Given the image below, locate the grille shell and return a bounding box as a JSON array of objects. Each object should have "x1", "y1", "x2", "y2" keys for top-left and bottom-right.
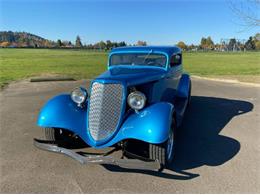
[{"x1": 88, "y1": 82, "x2": 124, "y2": 141}]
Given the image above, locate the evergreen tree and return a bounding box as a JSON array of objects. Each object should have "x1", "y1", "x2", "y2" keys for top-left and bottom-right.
[
  {"x1": 245, "y1": 36, "x2": 256, "y2": 50},
  {"x1": 75, "y1": 36, "x2": 83, "y2": 47},
  {"x1": 57, "y1": 39, "x2": 62, "y2": 47}
]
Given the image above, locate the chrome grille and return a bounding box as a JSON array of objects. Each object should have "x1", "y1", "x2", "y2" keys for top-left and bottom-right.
[{"x1": 88, "y1": 82, "x2": 124, "y2": 141}]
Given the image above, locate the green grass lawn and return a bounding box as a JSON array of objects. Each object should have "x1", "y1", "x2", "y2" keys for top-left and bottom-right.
[
  {"x1": 0, "y1": 48, "x2": 259, "y2": 88},
  {"x1": 183, "y1": 51, "x2": 260, "y2": 76}
]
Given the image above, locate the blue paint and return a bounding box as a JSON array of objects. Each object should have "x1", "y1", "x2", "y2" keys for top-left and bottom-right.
[
  {"x1": 37, "y1": 46, "x2": 191, "y2": 148},
  {"x1": 37, "y1": 95, "x2": 174, "y2": 148},
  {"x1": 98, "y1": 102, "x2": 174, "y2": 148},
  {"x1": 37, "y1": 94, "x2": 88, "y2": 141},
  {"x1": 97, "y1": 66, "x2": 167, "y2": 87},
  {"x1": 177, "y1": 73, "x2": 191, "y2": 98},
  {"x1": 111, "y1": 46, "x2": 181, "y2": 58}
]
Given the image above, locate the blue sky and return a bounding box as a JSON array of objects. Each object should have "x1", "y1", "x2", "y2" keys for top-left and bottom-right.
[{"x1": 0, "y1": 0, "x2": 259, "y2": 45}]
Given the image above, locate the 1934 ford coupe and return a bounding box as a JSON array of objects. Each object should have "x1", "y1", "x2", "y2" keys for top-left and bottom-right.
[{"x1": 34, "y1": 46, "x2": 191, "y2": 171}]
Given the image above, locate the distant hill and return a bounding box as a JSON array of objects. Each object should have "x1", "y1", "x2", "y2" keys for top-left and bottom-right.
[
  {"x1": 0, "y1": 31, "x2": 126, "y2": 49},
  {"x1": 0, "y1": 31, "x2": 56, "y2": 47}
]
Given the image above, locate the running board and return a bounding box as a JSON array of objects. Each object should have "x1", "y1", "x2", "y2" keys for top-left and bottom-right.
[{"x1": 33, "y1": 139, "x2": 161, "y2": 171}]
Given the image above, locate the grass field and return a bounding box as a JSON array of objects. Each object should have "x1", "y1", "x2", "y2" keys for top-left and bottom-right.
[{"x1": 0, "y1": 48, "x2": 259, "y2": 87}]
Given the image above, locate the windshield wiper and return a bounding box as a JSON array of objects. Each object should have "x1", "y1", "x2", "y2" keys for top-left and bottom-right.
[{"x1": 142, "y1": 49, "x2": 153, "y2": 64}]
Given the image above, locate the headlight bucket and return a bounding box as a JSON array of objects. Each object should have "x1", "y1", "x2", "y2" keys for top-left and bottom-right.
[
  {"x1": 127, "y1": 91, "x2": 146, "y2": 111},
  {"x1": 71, "y1": 87, "x2": 88, "y2": 106}
]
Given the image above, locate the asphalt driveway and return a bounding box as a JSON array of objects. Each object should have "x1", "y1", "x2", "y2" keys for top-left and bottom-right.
[{"x1": 0, "y1": 78, "x2": 259, "y2": 193}]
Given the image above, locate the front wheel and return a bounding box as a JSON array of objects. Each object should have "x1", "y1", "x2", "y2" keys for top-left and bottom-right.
[
  {"x1": 149, "y1": 118, "x2": 176, "y2": 169},
  {"x1": 44, "y1": 128, "x2": 87, "y2": 148},
  {"x1": 45, "y1": 127, "x2": 61, "y2": 141}
]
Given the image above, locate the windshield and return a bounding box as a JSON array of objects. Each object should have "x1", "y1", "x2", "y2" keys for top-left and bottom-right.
[{"x1": 109, "y1": 53, "x2": 167, "y2": 67}]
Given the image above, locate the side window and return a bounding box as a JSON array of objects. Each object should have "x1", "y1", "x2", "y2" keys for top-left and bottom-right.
[{"x1": 170, "y1": 54, "x2": 182, "y2": 67}]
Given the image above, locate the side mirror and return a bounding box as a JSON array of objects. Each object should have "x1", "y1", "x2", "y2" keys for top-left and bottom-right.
[{"x1": 170, "y1": 54, "x2": 182, "y2": 67}]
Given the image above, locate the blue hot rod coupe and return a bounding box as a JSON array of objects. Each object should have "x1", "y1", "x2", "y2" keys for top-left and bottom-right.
[{"x1": 34, "y1": 46, "x2": 191, "y2": 171}]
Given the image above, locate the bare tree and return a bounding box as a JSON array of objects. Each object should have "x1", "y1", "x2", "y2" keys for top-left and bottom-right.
[{"x1": 228, "y1": 0, "x2": 260, "y2": 27}]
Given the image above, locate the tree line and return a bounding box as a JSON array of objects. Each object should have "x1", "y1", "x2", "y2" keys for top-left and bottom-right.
[
  {"x1": 0, "y1": 31, "x2": 146, "y2": 49},
  {"x1": 0, "y1": 31, "x2": 259, "y2": 51},
  {"x1": 177, "y1": 34, "x2": 260, "y2": 51}
]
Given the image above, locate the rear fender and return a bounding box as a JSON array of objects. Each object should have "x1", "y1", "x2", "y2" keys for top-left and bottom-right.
[
  {"x1": 175, "y1": 73, "x2": 191, "y2": 126},
  {"x1": 177, "y1": 73, "x2": 191, "y2": 98}
]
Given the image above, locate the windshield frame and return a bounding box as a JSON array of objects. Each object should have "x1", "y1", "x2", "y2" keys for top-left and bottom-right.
[{"x1": 108, "y1": 51, "x2": 169, "y2": 70}]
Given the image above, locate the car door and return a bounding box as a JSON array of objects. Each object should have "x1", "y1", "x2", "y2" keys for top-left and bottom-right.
[{"x1": 162, "y1": 53, "x2": 183, "y2": 103}]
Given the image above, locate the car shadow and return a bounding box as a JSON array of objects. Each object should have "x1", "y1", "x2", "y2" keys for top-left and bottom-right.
[{"x1": 103, "y1": 96, "x2": 254, "y2": 180}]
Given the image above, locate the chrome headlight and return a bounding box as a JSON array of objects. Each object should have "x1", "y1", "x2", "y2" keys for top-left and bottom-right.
[
  {"x1": 127, "y1": 91, "x2": 146, "y2": 110},
  {"x1": 71, "y1": 87, "x2": 88, "y2": 106}
]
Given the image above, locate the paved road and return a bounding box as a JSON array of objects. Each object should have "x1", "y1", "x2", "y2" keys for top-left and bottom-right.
[{"x1": 0, "y1": 78, "x2": 259, "y2": 193}]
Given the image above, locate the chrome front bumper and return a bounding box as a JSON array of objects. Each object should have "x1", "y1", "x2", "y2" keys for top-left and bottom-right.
[{"x1": 33, "y1": 139, "x2": 161, "y2": 171}]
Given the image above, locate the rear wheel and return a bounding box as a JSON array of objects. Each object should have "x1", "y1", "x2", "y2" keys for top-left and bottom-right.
[{"x1": 149, "y1": 118, "x2": 176, "y2": 169}]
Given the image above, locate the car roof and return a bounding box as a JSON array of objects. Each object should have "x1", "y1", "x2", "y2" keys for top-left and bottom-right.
[{"x1": 111, "y1": 46, "x2": 181, "y2": 56}]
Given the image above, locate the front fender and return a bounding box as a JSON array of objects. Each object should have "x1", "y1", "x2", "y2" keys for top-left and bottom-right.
[
  {"x1": 99, "y1": 102, "x2": 174, "y2": 148},
  {"x1": 37, "y1": 94, "x2": 87, "y2": 140},
  {"x1": 37, "y1": 95, "x2": 174, "y2": 148}
]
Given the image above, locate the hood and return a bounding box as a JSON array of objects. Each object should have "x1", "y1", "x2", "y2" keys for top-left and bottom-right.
[{"x1": 95, "y1": 66, "x2": 167, "y2": 86}]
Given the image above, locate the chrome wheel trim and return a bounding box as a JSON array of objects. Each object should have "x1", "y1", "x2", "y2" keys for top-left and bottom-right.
[{"x1": 167, "y1": 129, "x2": 174, "y2": 161}]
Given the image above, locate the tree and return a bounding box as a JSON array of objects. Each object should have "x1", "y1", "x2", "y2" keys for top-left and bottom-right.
[
  {"x1": 136, "y1": 40, "x2": 147, "y2": 46},
  {"x1": 0, "y1": 41, "x2": 10, "y2": 47},
  {"x1": 245, "y1": 36, "x2": 256, "y2": 50},
  {"x1": 100, "y1": 41, "x2": 106, "y2": 50},
  {"x1": 112, "y1": 42, "x2": 118, "y2": 48},
  {"x1": 228, "y1": 38, "x2": 237, "y2": 50},
  {"x1": 118, "y1": 41, "x2": 127, "y2": 47},
  {"x1": 43, "y1": 40, "x2": 52, "y2": 48},
  {"x1": 253, "y1": 33, "x2": 260, "y2": 50},
  {"x1": 188, "y1": 44, "x2": 194, "y2": 50},
  {"x1": 177, "y1": 41, "x2": 187, "y2": 50},
  {"x1": 228, "y1": 0, "x2": 260, "y2": 27},
  {"x1": 255, "y1": 41, "x2": 260, "y2": 50},
  {"x1": 254, "y1": 33, "x2": 260, "y2": 40},
  {"x1": 75, "y1": 35, "x2": 83, "y2": 47},
  {"x1": 93, "y1": 41, "x2": 106, "y2": 50},
  {"x1": 200, "y1": 36, "x2": 214, "y2": 50},
  {"x1": 57, "y1": 39, "x2": 62, "y2": 47},
  {"x1": 106, "y1": 40, "x2": 112, "y2": 50},
  {"x1": 206, "y1": 36, "x2": 214, "y2": 49},
  {"x1": 200, "y1": 37, "x2": 207, "y2": 49}
]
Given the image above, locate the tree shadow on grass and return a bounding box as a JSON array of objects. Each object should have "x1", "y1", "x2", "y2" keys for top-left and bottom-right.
[{"x1": 103, "y1": 96, "x2": 253, "y2": 180}]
